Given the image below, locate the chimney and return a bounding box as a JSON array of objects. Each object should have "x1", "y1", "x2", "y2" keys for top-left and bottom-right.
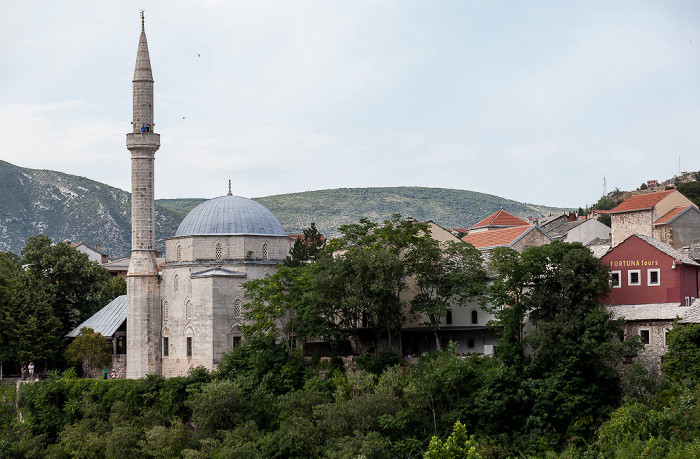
[
  {"x1": 569, "y1": 212, "x2": 575, "y2": 222},
  {"x1": 95, "y1": 243, "x2": 102, "y2": 253}
]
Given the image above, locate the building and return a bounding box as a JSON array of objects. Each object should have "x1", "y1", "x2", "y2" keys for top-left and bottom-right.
[
  {"x1": 69, "y1": 15, "x2": 293, "y2": 378},
  {"x1": 651, "y1": 205, "x2": 700, "y2": 250},
  {"x1": 601, "y1": 234, "x2": 700, "y2": 372},
  {"x1": 609, "y1": 190, "x2": 695, "y2": 247},
  {"x1": 461, "y1": 224, "x2": 552, "y2": 254},
  {"x1": 545, "y1": 217, "x2": 611, "y2": 246},
  {"x1": 465, "y1": 209, "x2": 529, "y2": 234},
  {"x1": 70, "y1": 242, "x2": 109, "y2": 264}
]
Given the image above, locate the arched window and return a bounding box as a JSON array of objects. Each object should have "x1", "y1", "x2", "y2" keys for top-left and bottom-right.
[
  {"x1": 262, "y1": 243, "x2": 268, "y2": 260},
  {"x1": 163, "y1": 301, "x2": 169, "y2": 322},
  {"x1": 471, "y1": 310, "x2": 478, "y2": 324},
  {"x1": 215, "y1": 243, "x2": 222, "y2": 260},
  {"x1": 186, "y1": 300, "x2": 193, "y2": 321},
  {"x1": 174, "y1": 274, "x2": 179, "y2": 293},
  {"x1": 176, "y1": 245, "x2": 182, "y2": 262},
  {"x1": 233, "y1": 299, "x2": 241, "y2": 318}
]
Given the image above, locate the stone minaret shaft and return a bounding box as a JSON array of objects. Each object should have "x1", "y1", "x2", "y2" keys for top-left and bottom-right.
[{"x1": 126, "y1": 13, "x2": 161, "y2": 378}]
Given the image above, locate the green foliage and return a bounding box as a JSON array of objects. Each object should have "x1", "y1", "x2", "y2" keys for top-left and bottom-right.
[
  {"x1": 598, "y1": 213, "x2": 611, "y2": 227},
  {"x1": 677, "y1": 181, "x2": 700, "y2": 207},
  {"x1": 284, "y1": 222, "x2": 326, "y2": 267},
  {"x1": 640, "y1": 182, "x2": 648, "y2": 190},
  {"x1": 355, "y1": 350, "x2": 400, "y2": 375},
  {"x1": 64, "y1": 327, "x2": 112, "y2": 375},
  {"x1": 662, "y1": 322, "x2": 700, "y2": 384},
  {"x1": 404, "y1": 238, "x2": 486, "y2": 350},
  {"x1": 21, "y1": 235, "x2": 113, "y2": 339},
  {"x1": 424, "y1": 421, "x2": 483, "y2": 459}
]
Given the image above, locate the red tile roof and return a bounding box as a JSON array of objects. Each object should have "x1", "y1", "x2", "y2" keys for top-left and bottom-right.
[
  {"x1": 469, "y1": 209, "x2": 529, "y2": 230},
  {"x1": 610, "y1": 190, "x2": 675, "y2": 213},
  {"x1": 462, "y1": 225, "x2": 532, "y2": 249},
  {"x1": 653, "y1": 206, "x2": 694, "y2": 225}
]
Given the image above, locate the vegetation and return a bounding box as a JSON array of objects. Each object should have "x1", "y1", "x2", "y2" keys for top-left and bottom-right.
[{"x1": 0, "y1": 235, "x2": 121, "y2": 375}]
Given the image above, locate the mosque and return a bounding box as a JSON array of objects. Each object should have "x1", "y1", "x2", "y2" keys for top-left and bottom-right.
[{"x1": 69, "y1": 15, "x2": 292, "y2": 378}]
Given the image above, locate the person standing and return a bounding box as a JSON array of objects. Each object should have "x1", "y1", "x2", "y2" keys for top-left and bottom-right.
[
  {"x1": 28, "y1": 362, "x2": 34, "y2": 381},
  {"x1": 21, "y1": 365, "x2": 27, "y2": 381}
]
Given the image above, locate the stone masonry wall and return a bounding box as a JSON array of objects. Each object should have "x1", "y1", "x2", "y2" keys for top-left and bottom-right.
[{"x1": 612, "y1": 210, "x2": 652, "y2": 247}]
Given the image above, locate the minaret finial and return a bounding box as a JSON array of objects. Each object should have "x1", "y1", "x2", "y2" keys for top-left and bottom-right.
[
  {"x1": 227, "y1": 180, "x2": 232, "y2": 196},
  {"x1": 140, "y1": 10, "x2": 145, "y2": 32}
]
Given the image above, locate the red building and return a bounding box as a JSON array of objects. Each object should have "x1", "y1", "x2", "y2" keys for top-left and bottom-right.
[
  {"x1": 602, "y1": 234, "x2": 699, "y2": 306},
  {"x1": 601, "y1": 234, "x2": 700, "y2": 372}
]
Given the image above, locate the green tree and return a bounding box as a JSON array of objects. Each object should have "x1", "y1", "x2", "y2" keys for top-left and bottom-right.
[
  {"x1": 0, "y1": 252, "x2": 62, "y2": 369},
  {"x1": 284, "y1": 222, "x2": 326, "y2": 267},
  {"x1": 662, "y1": 322, "x2": 700, "y2": 383},
  {"x1": 242, "y1": 265, "x2": 308, "y2": 355},
  {"x1": 64, "y1": 327, "x2": 112, "y2": 376},
  {"x1": 677, "y1": 181, "x2": 700, "y2": 207},
  {"x1": 404, "y1": 238, "x2": 486, "y2": 350},
  {"x1": 20, "y1": 235, "x2": 113, "y2": 338},
  {"x1": 424, "y1": 421, "x2": 483, "y2": 459}
]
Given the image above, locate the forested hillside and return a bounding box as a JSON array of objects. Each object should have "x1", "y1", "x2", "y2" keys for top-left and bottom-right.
[{"x1": 0, "y1": 160, "x2": 567, "y2": 259}]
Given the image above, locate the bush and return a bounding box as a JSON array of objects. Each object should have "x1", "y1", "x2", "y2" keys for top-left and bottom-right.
[{"x1": 355, "y1": 350, "x2": 400, "y2": 375}]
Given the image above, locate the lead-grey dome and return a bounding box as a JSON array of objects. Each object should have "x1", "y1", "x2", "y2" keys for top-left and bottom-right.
[{"x1": 175, "y1": 195, "x2": 286, "y2": 237}]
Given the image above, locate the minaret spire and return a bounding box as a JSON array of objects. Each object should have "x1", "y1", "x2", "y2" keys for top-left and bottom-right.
[{"x1": 126, "y1": 12, "x2": 161, "y2": 379}]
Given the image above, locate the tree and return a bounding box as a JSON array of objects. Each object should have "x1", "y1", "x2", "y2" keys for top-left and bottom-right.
[
  {"x1": 284, "y1": 222, "x2": 326, "y2": 267},
  {"x1": 308, "y1": 246, "x2": 406, "y2": 352},
  {"x1": 64, "y1": 327, "x2": 112, "y2": 377},
  {"x1": 662, "y1": 322, "x2": 700, "y2": 383},
  {"x1": 404, "y1": 238, "x2": 486, "y2": 350},
  {"x1": 0, "y1": 253, "x2": 62, "y2": 369},
  {"x1": 20, "y1": 235, "x2": 113, "y2": 338},
  {"x1": 677, "y1": 181, "x2": 700, "y2": 208},
  {"x1": 424, "y1": 421, "x2": 483, "y2": 459},
  {"x1": 489, "y1": 241, "x2": 636, "y2": 441},
  {"x1": 242, "y1": 265, "x2": 308, "y2": 355}
]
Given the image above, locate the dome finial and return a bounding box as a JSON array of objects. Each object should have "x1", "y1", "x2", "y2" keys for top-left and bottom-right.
[
  {"x1": 227, "y1": 179, "x2": 232, "y2": 196},
  {"x1": 140, "y1": 10, "x2": 145, "y2": 32}
]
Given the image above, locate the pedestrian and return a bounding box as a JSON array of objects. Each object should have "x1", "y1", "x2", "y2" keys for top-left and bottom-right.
[
  {"x1": 102, "y1": 369, "x2": 108, "y2": 380},
  {"x1": 21, "y1": 364, "x2": 27, "y2": 381},
  {"x1": 111, "y1": 369, "x2": 117, "y2": 379},
  {"x1": 28, "y1": 361, "x2": 34, "y2": 381}
]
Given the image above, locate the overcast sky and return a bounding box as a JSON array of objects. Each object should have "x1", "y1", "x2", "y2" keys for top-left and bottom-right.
[{"x1": 1, "y1": 1, "x2": 699, "y2": 208}]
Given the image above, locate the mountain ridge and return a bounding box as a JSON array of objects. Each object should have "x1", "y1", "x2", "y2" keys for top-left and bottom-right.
[{"x1": 0, "y1": 159, "x2": 569, "y2": 259}]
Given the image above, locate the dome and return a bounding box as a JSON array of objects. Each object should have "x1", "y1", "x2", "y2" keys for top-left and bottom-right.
[{"x1": 175, "y1": 195, "x2": 286, "y2": 237}]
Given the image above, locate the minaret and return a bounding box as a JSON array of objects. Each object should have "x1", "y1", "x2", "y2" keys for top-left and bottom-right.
[{"x1": 126, "y1": 11, "x2": 161, "y2": 378}]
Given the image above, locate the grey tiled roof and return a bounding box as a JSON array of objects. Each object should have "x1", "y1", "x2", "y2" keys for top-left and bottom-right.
[
  {"x1": 175, "y1": 195, "x2": 286, "y2": 237},
  {"x1": 679, "y1": 299, "x2": 700, "y2": 324},
  {"x1": 633, "y1": 234, "x2": 700, "y2": 267},
  {"x1": 608, "y1": 303, "x2": 689, "y2": 321},
  {"x1": 586, "y1": 238, "x2": 611, "y2": 258},
  {"x1": 547, "y1": 220, "x2": 584, "y2": 238},
  {"x1": 67, "y1": 295, "x2": 126, "y2": 338}
]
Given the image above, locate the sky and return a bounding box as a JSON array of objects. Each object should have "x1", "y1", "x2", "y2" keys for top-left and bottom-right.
[{"x1": 1, "y1": 1, "x2": 700, "y2": 208}]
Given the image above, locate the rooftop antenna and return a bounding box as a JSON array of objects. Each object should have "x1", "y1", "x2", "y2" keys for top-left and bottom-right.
[{"x1": 227, "y1": 179, "x2": 232, "y2": 196}]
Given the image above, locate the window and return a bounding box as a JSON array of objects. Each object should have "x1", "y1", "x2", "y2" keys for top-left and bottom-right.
[
  {"x1": 445, "y1": 311, "x2": 453, "y2": 325},
  {"x1": 187, "y1": 337, "x2": 192, "y2": 357},
  {"x1": 177, "y1": 245, "x2": 182, "y2": 262},
  {"x1": 628, "y1": 270, "x2": 641, "y2": 286},
  {"x1": 647, "y1": 269, "x2": 660, "y2": 286},
  {"x1": 467, "y1": 339, "x2": 475, "y2": 348},
  {"x1": 665, "y1": 330, "x2": 670, "y2": 346},
  {"x1": 610, "y1": 270, "x2": 621, "y2": 288},
  {"x1": 471, "y1": 310, "x2": 478, "y2": 324},
  {"x1": 640, "y1": 330, "x2": 650, "y2": 345},
  {"x1": 233, "y1": 299, "x2": 241, "y2": 318},
  {"x1": 174, "y1": 274, "x2": 179, "y2": 293},
  {"x1": 233, "y1": 336, "x2": 241, "y2": 348},
  {"x1": 163, "y1": 337, "x2": 169, "y2": 357},
  {"x1": 186, "y1": 300, "x2": 192, "y2": 321},
  {"x1": 262, "y1": 243, "x2": 268, "y2": 260},
  {"x1": 686, "y1": 296, "x2": 691, "y2": 307},
  {"x1": 163, "y1": 301, "x2": 169, "y2": 322},
  {"x1": 215, "y1": 243, "x2": 222, "y2": 260}
]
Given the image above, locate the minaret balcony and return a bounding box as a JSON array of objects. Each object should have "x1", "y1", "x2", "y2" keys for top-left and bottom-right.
[{"x1": 126, "y1": 132, "x2": 161, "y2": 149}]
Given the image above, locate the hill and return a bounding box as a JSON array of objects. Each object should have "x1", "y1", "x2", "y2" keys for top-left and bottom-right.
[{"x1": 0, "y1": 160, "x2": 568, "y2": 259}]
